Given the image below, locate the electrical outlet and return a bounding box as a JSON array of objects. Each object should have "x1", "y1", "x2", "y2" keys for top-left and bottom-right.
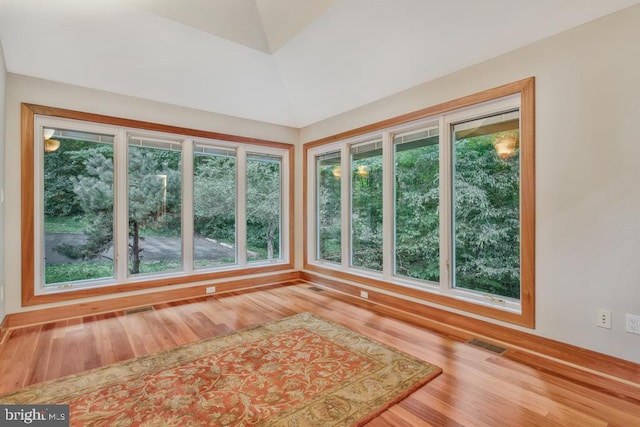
[
  {"x1": 597, "y1": 309, "x2": 611, "y2": 329},
  {"x1": 0, "y1": 286, "x2": 3, "y2": 302},
  {"x1": 360, "y1": 290, "x2": 368, "y2": 299},
  {"x1": 626, "y1": 314, "x2": 640, "y2": 335},
  {"x1": 205, "y1": 286, "x2": 216, "y2": 294}
]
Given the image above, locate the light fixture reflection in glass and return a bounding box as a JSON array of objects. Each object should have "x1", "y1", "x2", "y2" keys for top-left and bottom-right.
[
  {"x1": 332, "y1": 165, "x2": 341, "y2": 178},
  {"x1": 43, "y1": 128, "x2": 61, "y2": 153},
  {"x1": 494, "y1": 135, "x2": 518, "y2": 160},
  {"x1": 356, "y1": 164, "x2": 369, "y2": 177}
]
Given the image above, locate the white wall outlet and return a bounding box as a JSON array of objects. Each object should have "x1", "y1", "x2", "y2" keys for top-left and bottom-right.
[
  {"x1": 597, "y1": 309, "x2": 611, "y2": 329},
  {"x1": 626, "y1": 314, "x2": 640, "y2": 335},
  {"x1": 360, "y1": 290, "x2": 368, "y2": 299},
  {"x1": 205, "y1": 286, "x2": 216, "y2": 294},
  {"x1": 0, "y1": 286, "x2": 3, "y2": 302}
]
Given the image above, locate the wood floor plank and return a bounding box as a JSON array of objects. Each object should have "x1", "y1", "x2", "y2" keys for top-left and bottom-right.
[{"x1": 0, "y1": 282, "x2": 638, "y2": 426}]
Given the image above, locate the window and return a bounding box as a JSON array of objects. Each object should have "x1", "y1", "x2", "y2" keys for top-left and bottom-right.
[
  {"x1": 246, "y1": 153, "x2": 283, "y2": 262},
  {"x1": 350, "y1": 140, "x2": 383, "y2": 271},
  {"x1": 193, "y1": 145, "x2": 237, "y2": 268},
  {"x1": 128, "y1": 136, "x2": 183, "y2": 276},
  {"x1": 315, "y1": 151, "x2": 341, "y2": 264},
  {"x1": 452, "y1": 111, "x2": 520, "y2": 299},
  {"x1": 305, "y1": 78, "x2": 534, "y2": 327},
  {"x1": 23, "y1": 104, "x2": 292, "y2": 305},
  {"x1": 393, "y1": 125, "x2": 440, "y2": 282},
  {"x1": 42, "y1": 127, "x2": 115, "y2": 286}
]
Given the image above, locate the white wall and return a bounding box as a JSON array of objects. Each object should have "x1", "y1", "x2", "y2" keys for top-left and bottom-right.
[
  {"x1": 300, "y1": 5, "x2": 640, "y2": 363},
  {"x1": 0, "y1": 45, "x2": 6, "y2": 324},
  {"x1": 3, "y1": 75, "x2": 298, "y2": 316}
]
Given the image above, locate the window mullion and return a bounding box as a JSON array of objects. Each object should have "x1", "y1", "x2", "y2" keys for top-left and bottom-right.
[
  {"x1": 382, "y1": 131, "x2": 394, "y2": 280},
  {"x1": 439, "y1": 115, "x2": 451, "y2": 292},
  {"x1": 237, "y1": 147, "x2": 248, "y2": 266},
  {"x1": 340, "y1": 144, "x2": 350, "y2": 270},
  {"x1": 115, "y1": 129, "x2": 129, "y2": 282},
  {"x1": 182, "y1": 139, "x2": 194, "y2": 274}
]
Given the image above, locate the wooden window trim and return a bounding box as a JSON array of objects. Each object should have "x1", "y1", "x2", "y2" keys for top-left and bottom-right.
[
  {"x1": 303, "y1": 77, "x2": 535, "y2": 327},
  {"x1": 21, "y1": 103, "x2": 295, "y2": 306}
]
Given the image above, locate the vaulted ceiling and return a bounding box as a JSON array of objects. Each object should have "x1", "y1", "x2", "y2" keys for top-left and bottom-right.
[{"x1": 1, "y1": 0, "x2": 638, "y2": 127}]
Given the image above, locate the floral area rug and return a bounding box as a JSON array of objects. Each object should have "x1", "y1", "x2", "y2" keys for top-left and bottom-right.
[{"x1": 0, "y1": 312, "x2": 441, "y2": 426}]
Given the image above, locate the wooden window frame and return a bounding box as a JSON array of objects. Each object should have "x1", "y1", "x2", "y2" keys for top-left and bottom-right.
[
  {"x1": 303, "y1": 78, "x2": 535, "y2": 327},
  {"x1": 21, "y1": 103, "x2": 295, "y2": 306}
]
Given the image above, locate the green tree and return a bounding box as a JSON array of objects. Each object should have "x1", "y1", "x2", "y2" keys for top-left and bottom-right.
[
  {"x1": 193, "y1": 154, "x2": 236, "y2": 244},
  {"x1": 454, "y1": 134, "x2": 520, "y2": 298},
  {"x1": 246, "y1": 158, "x2": 281, "y2": 260},
  {"x1": 43, "y1": 139, "x2": 110, "y2": 217},
  {"x1": 351, "y1": 154, "x2": 383, "y2": 270},
  {"x1": 394, "y1": 142, "x2": 440, "y2": 281},
  {"x1": 317, "y1": 161, "x2": 342, "y2": 263},
  {"x1": 127, "y1": 147, "x2": 181, "y2": 274},
  {"x1": 62, "y1": 147, "x2": 181, "y2": 275}
]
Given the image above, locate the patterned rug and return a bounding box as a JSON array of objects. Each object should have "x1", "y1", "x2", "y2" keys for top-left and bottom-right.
[{"x1": 0, "y1": 312, "x2": 441, "y2": 426}]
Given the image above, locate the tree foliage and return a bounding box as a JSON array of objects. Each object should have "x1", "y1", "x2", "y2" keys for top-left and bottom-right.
[
  {"x1": 316, "y1": 134, "x2": 520, "y2": 299},
  {"x1": 127, "y1": 146, "x2": 182, "y2": 274},
  {"x1": 193, "y1": 154, "x2": 236, "y2": 244},
  {"x1": 45, "y1": 142, "x2": 283, "y2": 283},
  {"x1": 246, "y1": 158, "x2": 281, "y2": 260},
  {"x1": 453, "y1": 135, "x2": 520, "y2": 298},
  {"x1": 317, "y1": 161, "x2": 342, "y2": 263}
]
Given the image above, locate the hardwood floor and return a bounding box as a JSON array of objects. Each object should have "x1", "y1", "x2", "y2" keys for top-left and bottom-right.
[{"x1": 1, "y1": 281, "x2": 638, "y2": 426}]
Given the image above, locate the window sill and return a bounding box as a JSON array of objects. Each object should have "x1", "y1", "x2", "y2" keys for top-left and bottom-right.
[
  {"x1": 23, "y1": 262, "x2": 293, "y2": 306},
  {"x1": 303, "y1": 262, "x2": 532, "y2": 328}
]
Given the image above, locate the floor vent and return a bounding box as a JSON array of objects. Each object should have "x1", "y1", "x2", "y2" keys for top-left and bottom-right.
[
  {"x1": 466, "y1": 338, "x2": 507, "y2": 354},
  {"x1": 124, "y1": 306, "x2": 154, "y2": 315},
  {"x1": 308, "y1": 286, "x2": 325, "y2": 292}
]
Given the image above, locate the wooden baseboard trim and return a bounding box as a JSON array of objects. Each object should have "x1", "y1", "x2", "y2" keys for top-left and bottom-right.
[
  {"x1": 4, "y1": 271, "x2": 301, "y2": 329},
  {"x1": 300, "y1": 271, "x2": 640, "y2": 402}
]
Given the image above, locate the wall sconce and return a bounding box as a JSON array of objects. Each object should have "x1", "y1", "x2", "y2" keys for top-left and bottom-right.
[
  {"x1": 494, "y1": 135, "x2": 518, "y2": 160},
  {"x1": 44, "y1": 128, "x2": 61, "y2": 153}
]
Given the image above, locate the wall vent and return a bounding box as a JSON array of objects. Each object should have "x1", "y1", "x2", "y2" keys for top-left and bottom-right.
[
  {"x1": 466, "y1": 338, "x2": 507, "y2": 354},
  {"x1": 124, "y1": 306, "x2": 154, "y2": 315}
]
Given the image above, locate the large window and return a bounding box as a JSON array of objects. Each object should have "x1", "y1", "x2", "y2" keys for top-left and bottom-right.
[
  {"x1": 246, "y1": 153, "x2": 282, "y2": 262},
  {"x1": 306, "y1": 79, "x2": 534, "y2": 326},
  {"x1": 128, "y1": 136, "x2": 183, "y2": 276},
  {"x1": 193, "y1": 145, "x2": 237, "y2": 268},
  {"x1": 452, "y1": 111, "x2": 520, "y2": 299},
  {"x1": 42, "y1": 128, "x2": 115, "y2": 286},
  {"x1": 24, "y1": 105, "x2": 292, "y2": 304},
  {"x1": 316, "y1": 151, "x2": 341, "y2": 264},
  {"x1": 394, "y1": 125, "x2": 440, "y2": 282},
  {"x1": 350, "y1": 140, "x2": 383, "y2": 271}
]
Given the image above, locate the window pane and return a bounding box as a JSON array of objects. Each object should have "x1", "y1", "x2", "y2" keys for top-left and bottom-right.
[
  {"x1": 128, "y1": 137, "x2": 182, "y2": 276},
  {"x1": 246, "y1": 153, "x2": 281, "y2": 262},
  {"x1": 193, "y1": 145, "x2": 237, "y2": 268},
  {"x1": 43, "y1": 128, "x2": 115, "y2": 286},
  {"x1": 452, "y1": 110, "x2": 520, "y2": 299},
  {"x1": 316, "y1": 151, "x2": 342, "y2": 263},
  {"x1": 351, "y1": 140, "x2": 383, "y2": 271},
  {"x1": 394, "y1": 126, "x2": 439, "y2": 282}
]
